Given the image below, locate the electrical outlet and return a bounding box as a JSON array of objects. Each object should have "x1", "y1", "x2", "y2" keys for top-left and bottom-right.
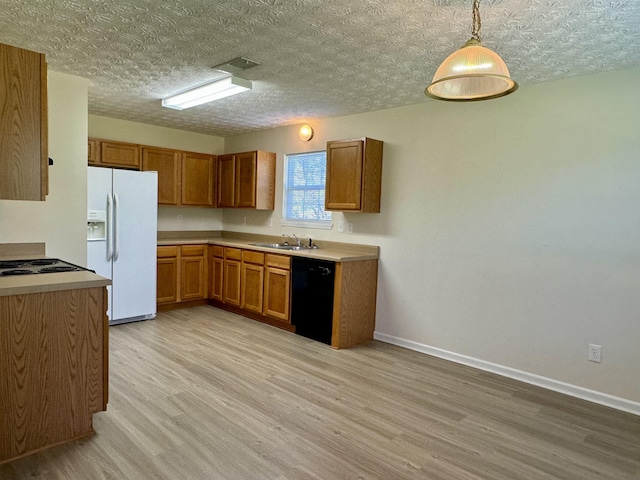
[
  {"x1": 242, "y1": 216, "x2": 247, "y2": 226},
  {"x1": 267, "y1": 218, "x2": 273, "y2": 228},
  {"x1": 588, "y1": 344, "x2": 602, "y2": 363},
  {"x1": 346, "y1": 222, "x2": 353, "y2": 234},
  {"x1": 338, "y1": 221, "x2": 344, "y2": 232},
  {"x1": 177, "y1": 215, "x2": 183, "y2": 223}
]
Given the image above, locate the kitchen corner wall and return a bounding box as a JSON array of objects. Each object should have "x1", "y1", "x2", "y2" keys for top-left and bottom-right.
[
  {"x1": 0, "y1": 71, "x2": 89, "y2": 265},
  {"x1": 88, "y1": 115, "x2": 225, "y2": 231},
  {"x1": 224, "y1": 67, "x2": 640, "y2": 407}
]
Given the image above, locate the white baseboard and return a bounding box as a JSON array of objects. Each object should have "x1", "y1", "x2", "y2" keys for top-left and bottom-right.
[{"x1": 374, "y1": 332, "x2": 640, "y2": 417}]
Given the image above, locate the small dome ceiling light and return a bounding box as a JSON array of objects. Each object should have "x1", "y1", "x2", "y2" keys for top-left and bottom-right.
[
  {"x1": 298, "y1": 125, "x2": 314, "y2": 141},
  {"x1": 425, "y1": 0, "x2": 517, "y2": 101}
]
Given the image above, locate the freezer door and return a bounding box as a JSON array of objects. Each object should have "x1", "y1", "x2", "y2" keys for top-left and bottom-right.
[{"x1": 111, "y1": 169, "x2": 158, "y2": 322}]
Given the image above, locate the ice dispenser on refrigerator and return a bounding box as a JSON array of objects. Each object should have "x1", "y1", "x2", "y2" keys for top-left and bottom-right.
[{"x1": 87, "y1": 210, "x2": 107, "y2": 241}]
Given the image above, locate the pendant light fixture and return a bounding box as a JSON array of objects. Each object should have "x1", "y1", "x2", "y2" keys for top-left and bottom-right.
[{"x1": 425, "y1": 0, "x2": 517, "y2": 101}]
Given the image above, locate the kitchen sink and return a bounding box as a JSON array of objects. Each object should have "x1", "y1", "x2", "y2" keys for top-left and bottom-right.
[{"x1": 249, "y1": 243, "x2": 315, "y2": 251}]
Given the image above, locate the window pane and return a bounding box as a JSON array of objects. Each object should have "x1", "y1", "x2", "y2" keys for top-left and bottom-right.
[{"x1": 284, "y1": 152, "x2": 332, "y2": 223}]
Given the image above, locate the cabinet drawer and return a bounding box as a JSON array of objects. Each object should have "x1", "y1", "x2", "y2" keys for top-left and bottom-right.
[
  {"x1": 225, "y1": 247, "x2": 242, "y2": 261},
  {"x1": 266, "y1": 254, "x2": 290, "y2": 269},
  {"x1": 157, "y1": 245, "x2": 178, "y2": 258},
  {"x1": 182, "y1": 244, "x2": 205, "y2": 256},
  {"x1": 243, "y1": 250, "x2": 265, "y2": 265},
  {"x1": 209, "y1": 245, "x2": 224, "y2": 257}
]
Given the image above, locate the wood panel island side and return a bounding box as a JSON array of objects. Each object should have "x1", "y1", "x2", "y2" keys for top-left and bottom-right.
[{"x1": 0, "y1": 244, "x2": 111, "y2": 465}]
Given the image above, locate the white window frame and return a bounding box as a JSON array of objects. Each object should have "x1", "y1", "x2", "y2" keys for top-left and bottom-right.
[{"x1": 281, "y1": 151, "x2": 332, "y2": 229}]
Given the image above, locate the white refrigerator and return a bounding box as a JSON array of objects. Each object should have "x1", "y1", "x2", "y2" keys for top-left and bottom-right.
[{"x1": 87, "y1": 167, "x2": 158, "y2": 325}]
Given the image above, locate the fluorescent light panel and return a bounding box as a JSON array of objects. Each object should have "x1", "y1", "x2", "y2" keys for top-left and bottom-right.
[{"x1": 162, "y1": 76, "x2": 252, "y2": 110}]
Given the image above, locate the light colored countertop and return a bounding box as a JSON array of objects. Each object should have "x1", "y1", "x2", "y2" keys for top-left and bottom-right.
[
  {"x1": 157, "y1": 231, "x2": 379, "y2": 262},
  {"x1": 0, "y1": 270, "x2": 111, "y2": 297},
  {"x1": 0, "y1": 251, "x2": 111, "y2": 297}
]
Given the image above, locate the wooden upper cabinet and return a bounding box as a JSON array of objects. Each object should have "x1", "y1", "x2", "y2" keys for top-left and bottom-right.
[
  {"x1": 142, "y1": 147, "x2": 181, "y2": 205},
  {"x1": 99, "y1": 141, "x2": 141, "y2": 169},
  {"x1": 141, "y1": 147, "x2": 216, "y2": 207},
  {"x1": 216, "y1": 150, "x2": 275, "y2": 209},
  {"x1": 182, "y1": 152, "x2": 215, "y2": 207},
  {"x1": 325, "y1": 138, "x2": 383, "y2": 213},
  {"x1": 88, "y1": 139, "x2": 99, "y2": 165},
  {"x1": 217, "y1": 154, "x2": 236, "y2": 207},
  {"x1": 235, "y1": 151, "x2": 257, "y2": 207},
  {"x1": 0, "y1": 43, "x2": 48, "y2": 201}
]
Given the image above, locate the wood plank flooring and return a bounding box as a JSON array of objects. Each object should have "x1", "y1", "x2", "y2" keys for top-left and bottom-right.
[{"x1": 1, "y1": 305, "x2": 638, "y2": 479}]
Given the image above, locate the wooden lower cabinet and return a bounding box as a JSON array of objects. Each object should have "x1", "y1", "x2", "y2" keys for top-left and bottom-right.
[
  {"x1": 157, "y1": 244, "x2": 207, "y2": 307},
  {"x1": 0, "y1": 287, "x2": 108, "y2": 463},
  {"x1": 181, "y1": 245, "x2": 207, "y2": 300},
  {"x1": 157, "y1": 246, "x2": 179, "y2": 304},
  {"x1": 264, "y1": 254, "x2": 291, "y2": 322},
  {"x1": 241, "y1": 250, "x2": 265, "y2": 314},
  {"x1": 158, "y1": 243, "x2": 377, "y2": 349},
  {"x1": 208, "y1": 245, "x2": 224, "y2": 301},
  {"x1": 223, "y1": 248, "x2": 242, "y2": 306}
]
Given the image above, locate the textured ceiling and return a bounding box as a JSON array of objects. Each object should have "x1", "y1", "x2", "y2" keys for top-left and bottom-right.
[{"x1": 1, "y1": 0, "x2": 638, "y2": 137}]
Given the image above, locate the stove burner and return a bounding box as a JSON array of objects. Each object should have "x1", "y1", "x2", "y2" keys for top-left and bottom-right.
[
  {"x1": 39, "y1": 266, "x2": 79, "y2": 273},
  {"x1": 0, "y1": 261, "x2": 27, "y2": 269},
  {"x1": 29, "y1": 259, "x2": 59, "y2": 266},
  {"x1": 1, "y1": 269, "x2": 35, "y2": 276}
]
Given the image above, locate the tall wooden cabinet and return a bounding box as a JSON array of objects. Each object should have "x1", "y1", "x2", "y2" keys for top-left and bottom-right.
[
  {"x1": 216, "y1": 150, "x2": 276, "y2": 209},
  {"x1": 0, "y1": 42, "x2": 48, "y2": 201},
  {"x1": 325, "y1": 137, "x2": 383, "y2": 213}
]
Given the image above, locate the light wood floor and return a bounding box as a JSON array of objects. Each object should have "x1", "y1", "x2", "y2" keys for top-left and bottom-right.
[{"x1": 1, "y1": 306, "x2": 639, "y2": 479}]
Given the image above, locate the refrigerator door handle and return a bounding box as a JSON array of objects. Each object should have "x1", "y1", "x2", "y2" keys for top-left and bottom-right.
[
  {"x1": 106, "y1": 193, "x2": 113, "y2": 261},
  {"x1": 113, "y1": 193, "x2": 120, "y2": 261}
]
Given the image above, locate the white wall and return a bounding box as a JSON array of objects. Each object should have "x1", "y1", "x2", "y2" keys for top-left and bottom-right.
[
  {"x1": 0, "y1": 71, "x2": 89, "y2": 265},
  {"x1": 88, "y1": 115, "x2": 224, "y2": 231},
  {"x1": 224, "y1": 67, "x2": 640, "y2": 406}
]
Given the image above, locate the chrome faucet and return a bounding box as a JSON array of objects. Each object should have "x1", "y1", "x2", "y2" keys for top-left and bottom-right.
[{"x1": 282, "y1": 234, "x2": 301, "y2": 246}]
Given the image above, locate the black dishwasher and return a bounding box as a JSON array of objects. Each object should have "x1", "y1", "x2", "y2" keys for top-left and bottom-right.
[{"x1": 290, "y1": 257, "x2": 336, "y2": 345}]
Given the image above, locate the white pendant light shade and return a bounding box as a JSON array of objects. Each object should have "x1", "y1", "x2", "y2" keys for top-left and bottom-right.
[{"x1": 426, "y1": 38, "x2": 517, "y2": 101}]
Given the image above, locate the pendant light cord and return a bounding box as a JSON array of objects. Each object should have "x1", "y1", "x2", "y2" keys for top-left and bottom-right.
[{"x1": 471, "y1": 0, "x2": 482, "y2": 42}]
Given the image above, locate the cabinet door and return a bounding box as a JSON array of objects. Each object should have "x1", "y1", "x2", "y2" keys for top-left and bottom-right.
[
  {"x1": 264, "y1": 266, "x2": 291, "y2": 322},
  {"x1": 325, "y1": 140, "x2": 363, "y2": 211},
  {"x1": 142, "y1": 147, "x2": 181, "y2": 205},
  {"x1": 157, "y1": 256, "x2": 179, "y2": 304},
  {"x1": 182, "y1": 152, "x2": 215, "y2": 206},
  {"x1": 235, "y1": 151, "x2": 257, "y2": 208},
  {"x1": 241, "y1": 263, "x2": 264, "y2": 313},
  {"x1": 0, "y1": 43, "x2": 48, "y2": 201},
  {"x1": 100, "y1": 141, "x2": 141, "y2": 169},
  {"x1": 180, "y1": 245, "x2": 206, "y2": 301},
  {"x1": 209, "y1": 255, "x2": 224, "y2": 301},
  {"x1": 88, "y1": 138, "x2": 99, "y2": 165},
  {"x1": 223, "y1": 260, "x2": 241, "y2": 306},
  {"x1": 217, "y1": 154, "x2": 236, "y2": 207}
]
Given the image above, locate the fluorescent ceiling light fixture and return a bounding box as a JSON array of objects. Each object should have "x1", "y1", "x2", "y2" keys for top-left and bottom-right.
[{"x1": 162, "y1": 75, "x2": 252, "y2": 110}]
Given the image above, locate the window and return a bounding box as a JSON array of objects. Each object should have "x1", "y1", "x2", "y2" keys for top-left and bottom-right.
[{"x1": 283, "y1": 151, "x2": 332, "y2": 227}]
